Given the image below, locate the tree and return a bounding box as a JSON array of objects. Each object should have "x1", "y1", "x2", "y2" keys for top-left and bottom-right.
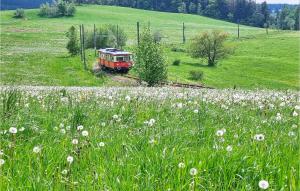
[
  {"x1": 66, "y1": 26, "x2": 80, "y2": 56},
  {"x1": 135, "y1": 28, "x2": 167, "y2": 86},
  {"x1": 189, "y1": 30, "x2": 229, "y2": 67}
]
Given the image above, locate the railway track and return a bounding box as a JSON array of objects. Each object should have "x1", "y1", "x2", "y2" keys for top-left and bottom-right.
[{"x1": 123, "y1": 74, "x2": 214, "y2": 89}]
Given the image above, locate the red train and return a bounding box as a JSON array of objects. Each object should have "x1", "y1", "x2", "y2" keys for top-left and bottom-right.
[{"x1": 98, "y1": 48, "x2": 133, "y2": 73}]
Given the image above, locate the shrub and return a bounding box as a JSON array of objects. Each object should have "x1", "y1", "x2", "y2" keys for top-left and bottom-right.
[
  {"x1": 66, "y1": 26, "x2": 80, "y2": 56},
  {"x1": 173, "y1": 59, "x2": 181, "y2": 66},
  {"x1": 189, "y1": 30, "x2": 229, "y2": 66},
  {"x1": 189, "y1": 70, "x2": 204, "y2": 81},
  {"x1": 13, "y1": 9, "x2": 25, "y2": 18},
  {"x1": 39, "y1": 0, "x2": 76, "y2": 18},
  {"x1": 135, "y1": 28, "x2": 167, "y2": 86}
]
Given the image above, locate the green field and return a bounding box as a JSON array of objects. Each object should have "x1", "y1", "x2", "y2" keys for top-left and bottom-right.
[{"x1": 0, "y1": 5, "x2": 299, "y2": 89}]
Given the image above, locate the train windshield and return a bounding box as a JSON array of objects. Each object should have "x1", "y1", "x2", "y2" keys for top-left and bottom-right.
[{"x1": 115, "y1": 56, "x2": 131, "y2": 62}]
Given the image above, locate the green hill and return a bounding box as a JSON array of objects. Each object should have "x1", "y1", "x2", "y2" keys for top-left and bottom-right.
[{"x1": 0, "y1": 5, "x2": 299, "y2": 89}]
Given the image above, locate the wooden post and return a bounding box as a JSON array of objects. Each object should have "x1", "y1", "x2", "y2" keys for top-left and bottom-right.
[
  {"x1": 116, "y1": 24, "x2": 119, "y2": 48},
  {"x1": 237, "y1": 20, "x2": 240, "y2": 39},
  {"x1": 183, "y1": 22, "x2": 186, "y2": 44},
  {"x1": 94, "y1": 24, "x2": 96, "y2": 57},
  {"x1": 137, "y1": 22, "x2": 140, "y2": 45},
  {"x1": 82, "y1": 24, "x2": 87, "y2": 70},
  {"x1": 79, "y1": 25, "x2": 83, "y2": 61}
]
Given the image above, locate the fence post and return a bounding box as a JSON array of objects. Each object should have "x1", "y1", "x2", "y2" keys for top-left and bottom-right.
[
  {"x1": 80, "y1": 24, "x2": 83, "y2": 61},
  {"x1": 94, "y1": 24, "x2": 97, "y2": 57},
  {"x1": 137, "y1": 21, "x2": 140, "y2": 45},
  {"x1": 183, "y1": 22, "x2": 186, "y2": 44},
  {"x1": 237, "y1": 20, "x2": 240, "y2": 39},
  {"x1": 82, "y1": 24, "x2": 87, "y2": 70},
  {"x1": 116, "y1": 24, "x2": 119, "y2": 48}
]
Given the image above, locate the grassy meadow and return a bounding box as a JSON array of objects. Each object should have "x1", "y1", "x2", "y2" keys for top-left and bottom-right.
[
  {"x1": 0, "y1": 87, "x2": 299, "y2": 190},
  {"x1": 0, "y1": 5, "x2": 299, "y2": 89}
]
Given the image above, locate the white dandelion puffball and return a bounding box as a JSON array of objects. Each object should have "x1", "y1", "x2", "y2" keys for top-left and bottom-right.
[
  {"x1": 113, "y1": 115, "x2": 119, "y2": 119},
  {"x1": 72, "y1": 139, "x2": 79, "y2": 145},
  {"x1": 19, "y1": 127, "x2": 25, "y2": 132},
  {"x1": 193, "y1": 109, "x2": 199, "y2": 114},
  {"x1": 66, "y1": 126, "x2": 71, "y2": 131},
  {"x1": 77, "y1": 125, "x2": 84, "y2": 131},
  {"x1": 258, "y1": 180, "x2": 269, "y2": 189},
  {"x1": 148, "y1": 119, "x2": 156, "y2": 126},
  {"x1": 61, "y1": 169, "x2": 68, "y2": 175},
  {"x1": 9, "y1": 127, "x2": 17, "y2": 134},
  {"x1": 101, "y1": 122, "x2": 106, "y2": 127},
  {"x1": 292, "y1": 111, "x2": 298, "y2": 117},
  {"x1": 98, "y1": 142, "x2": 105, "y2": 147},
  {"x1": 60, "y1": 129, "x2": 66, "y2": 134},
  {"x1": 226, "y1": 145, "x2": 233, "y2": 152},
  {"x1": 216, "y1": 129, "x2": 224, "y2": 137},
  {"x1": 33, "y1": 146, "x2": 41, "y2": 154},
  {"x1": 82, "y1": 130, "x2": 88, "y2": 137},
  {"x1": 178, "y1": 162, "x2": 185, "y2": 169},
  {"x1": 254, "y1": 134, "x2": 265, "y2": 141},
  {"x1": 189, "y1": 168, "x2": 198, "y2": 176},
  {"x1": 125, "y1": 95, "x2": 131, "y2": 101},
  {"x1": 67, "y1": 156, "x2": 74, "y2": 164},
  {"x1": 288, "y1": 131, "x2": 295, "y2": 137},
  {"x1": 0, "y1": 159, "x2": 5, "y2": 166}
]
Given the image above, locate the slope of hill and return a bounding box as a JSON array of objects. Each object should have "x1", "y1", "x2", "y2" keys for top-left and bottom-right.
[{"x1": 0, "y1": 5, "x2": 299, "y2": 89}]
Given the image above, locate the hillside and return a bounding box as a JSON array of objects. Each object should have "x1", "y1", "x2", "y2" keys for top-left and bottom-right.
[{"x1": 0, "y1": 5, "x2": 299, "y2": 89}]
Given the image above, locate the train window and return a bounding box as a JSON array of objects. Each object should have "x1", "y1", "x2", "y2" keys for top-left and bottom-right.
[{"x1": 116, "y1": 56, "x2": 124, "y2": 62}]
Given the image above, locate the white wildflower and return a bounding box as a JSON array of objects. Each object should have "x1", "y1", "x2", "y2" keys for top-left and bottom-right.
[
  {"x1": 178, "y1": 162, "x2": 185, "y2": 169},
  {"x1": 9, "y1": 127, "x2": 17, "y2": 134},
  {"x1": 98, "y1": 142, "x2": 105, "y2": 147},
  {"x1": 258, "y1": 180, "x2": 269, "y2": 190},
  {"x1": 226, "y1": 145, "x2": 233, "y2": 152},
  {"x1": 72, "y1": 139, "x2": 79, "y2": 145},
  {"x1": 77, "y1": 125, "x2": 84, "y2": 131},
  {"x1": 216, "y1": 129, "x2": 225, "y2": 137},
  {"x1": 254, "y1": 134, "x2": 265, "y2": 141},
  {"x1": 189, "y1": 168, "x2": 198, "y2": 176},
  {"x1": 82, "y1": 130, "x2": 88, "y2": 137},
  {"x1": 67, "y1": 156, "x2": 74, "y2": 164},
  {"x1": 33, "y1": 146, "x2": 41, "y2": 154},
  {"x1": 0, "y1": 159, "x2": 5, "y2": 166}
]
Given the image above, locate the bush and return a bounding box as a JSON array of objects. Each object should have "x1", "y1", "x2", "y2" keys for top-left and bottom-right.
[
  {"x1": 135, "y1": 28, "x2": 167, "y2": 86},
  {"x1": 173, "y1": 59, "x2": 181, "y2": 66},
  {"x1": 13, "y1": 9, "x2": 25, "y2": 18},
  {"x1": 189, "y1": 70, "x2": 204, "y2": 81},
  {"x1": 66, "y1": 26, "x2": 80, "y2": 56},
  {"x1": 39, "y1": 0, "x2": 76, "y2": 18}
]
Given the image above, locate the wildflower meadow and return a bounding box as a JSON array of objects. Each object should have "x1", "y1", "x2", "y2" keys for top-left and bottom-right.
[{"x1": 0, "y1": 87, "x2": 299, "y2": 190}]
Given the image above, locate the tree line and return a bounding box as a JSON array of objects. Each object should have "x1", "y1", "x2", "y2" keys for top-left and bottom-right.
[{"x1": 74, "y1": 0, "x2": 299, "y2": 30}]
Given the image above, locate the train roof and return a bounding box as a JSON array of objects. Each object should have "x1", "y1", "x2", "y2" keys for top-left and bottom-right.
[{"x1": 99, "y1": 48, "x2": 132, "y2": 55}]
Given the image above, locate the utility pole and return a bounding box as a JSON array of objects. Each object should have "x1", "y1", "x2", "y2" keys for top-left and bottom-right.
[
  {"x1": 82, "y1": 24, "x2": 87, "y2": 70},
  {"x1": 237, "y1": 20, "x2": 240, "y2": 39},
  {"x1": 183, "y1": 22, "x2": 186, "y2": 44},
  {"x1": 94, "y1": 24, "x2": 97, "y2": 57},
  {"x1": 116, "y1": 24, "x2": 119, "y2": 48},
  {"x1": 79, "y1": 24, "x2": 83, "y2": 61},
  {"x1": 137, "y1": 22, "x2": 140, "y2": 45}
]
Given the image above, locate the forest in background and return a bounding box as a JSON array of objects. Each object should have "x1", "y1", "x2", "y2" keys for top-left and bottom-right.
[{"x1": 1, "y1": 0, "x2": 299, "y2": 30}]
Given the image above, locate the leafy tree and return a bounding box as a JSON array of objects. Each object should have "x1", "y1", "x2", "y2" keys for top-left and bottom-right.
[
  {"x1": 294, "y1": 6, "x2": 300, "y2": 30},
  {"x1": 39, "y1": 0, "x2": 76, "y2": 18},
  {"x1": 13, "y1": 9, "x2": 25, "y2": 18},
  {"x1": 135, "y1": 28, "x2": 167, "y2": 86},
  {"x1": 178, "y1": 2, "x2": 187, "y2": 13},
  {"x1": 66, "y1": 26, "x2": 80, "y2": 56},
  {"x1": 189, "y1": 31, "x2": 229, "y2": 67}
]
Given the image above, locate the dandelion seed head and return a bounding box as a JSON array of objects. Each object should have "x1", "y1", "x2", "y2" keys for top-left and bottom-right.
[
  {"x1": 77, "y1": 125, "x2": 84, "y2": 131},
  {"x1": 9, "y1": 127, "x2": 17, "y2": 134},
  {"x1": 33, "y1": 146, "x2": 41, "y2": 154},
  {"x1": 178, "y1": 162, "x2": 185, "y2": 169},
  {"x1": 258, "y1": 180, "x2": 269, "y2": 189},
  {"x1": 82, "y1": 130, "x2": 88, "y2": 137},
  {"x1": 254, "y1": 134, "x2": 265, "y2": 141},
  {"x1": 67, "y1": 156, "x2": 74, "y2": 164},
  {"x1": 98, "y1": 142, "x2": 105, "y2": 147},
  {"x1": 189, "y1": 168, "x2": 198, "y2": 176},
  {"x1": 72, "y1": 139, "x2": 79, "y2": 145},
  {"x1": 0, "y1": 159, "x2": 5, "y2": 166}
]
